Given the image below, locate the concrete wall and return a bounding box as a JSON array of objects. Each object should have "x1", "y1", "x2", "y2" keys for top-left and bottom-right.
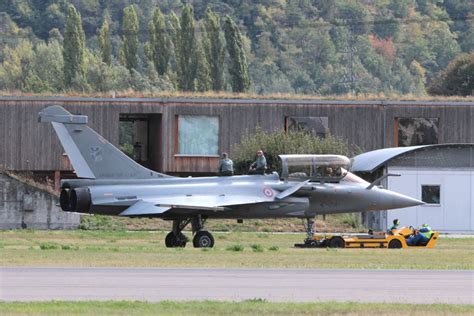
[{"x1": 0, "y1": 173, "x2": 81, "y2": 229}]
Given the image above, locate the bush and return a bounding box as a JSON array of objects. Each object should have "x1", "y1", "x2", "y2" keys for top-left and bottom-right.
[
  {"x1": 268, "y1": 245, "x2": 279, "y2": 251},
  {"x1": 39, "y1": 243, "x2": 59, "y2": 250},
  {"x1": 250, "y1": 244, "x2": 264, "y2": 252},
  {"x1": 226, "y1": 244, "x2": 244, "y2": 252},
  {"x1": 340, "y1": 213, "x2": 363, "y2": 230},
  {"x1": 61, "y1": 244, "x2": 78, "y2": 250},
  {"x1": 232, "y1": 128, "x2": 359, "y2": 174}
]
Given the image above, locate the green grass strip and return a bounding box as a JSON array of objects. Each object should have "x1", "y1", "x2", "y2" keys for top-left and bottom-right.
[{"x1": 1, "y1": 301, "x2": 473, "y2": 316}]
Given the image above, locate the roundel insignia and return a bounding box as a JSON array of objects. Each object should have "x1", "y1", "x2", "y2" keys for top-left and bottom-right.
[{"x1": 263, "y1": 187, "x2": 274, "y2": 197}]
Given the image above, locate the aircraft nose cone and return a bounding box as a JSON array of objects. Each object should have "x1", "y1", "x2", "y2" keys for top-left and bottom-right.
[{"x1": 384, "y1": 190, "x2": 425, "y2": 209}]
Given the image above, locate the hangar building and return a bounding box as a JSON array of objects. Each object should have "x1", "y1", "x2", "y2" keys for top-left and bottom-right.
[
  {"x1": 0, "y1": 96, "x2": 473, "y2": 230},
  {"x1": 352, "y1": 144, "x2": 474, "y2": 233}
]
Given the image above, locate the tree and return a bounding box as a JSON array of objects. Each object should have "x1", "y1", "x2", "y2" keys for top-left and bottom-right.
[
  {"x1": 121, "y1": 5, "x2": 139, "y2": 72},
  {"x1": 172, "y1": 5, "x2": 197, "y2": 91},
  {"x1": 63, "y1": 4, "x2": 86, "y2": 88},
  {"x1": 335, "y1": 0, "x2": 372, "y2": 35},
  {"x1": 98, "y1": 17, "x2": 112, "y2": 65},
  {"x1": 34, "y1": 40, "x2": 64, "y2": 92},
  {"x1": 373, "y1": 15, "x2": 400, "y2": 40},
  {"x1": 148, "y1": 7, "x2": 171, "y2": 76},
  {"x1": 224, "y1": 15, "x2": 250, "y2": 93},
  {"x1": 195, "y1": 40, "x2": 212, "y2": 92},
  {"x1": 202, "y1": 7, "x2": 225, "y2": 91},
  {"x1": 428, "y1": 52, "x2": 474, "y2": 96},
  {"x1": 0, "y1": 40, "x2": 35, "y2": 90}
]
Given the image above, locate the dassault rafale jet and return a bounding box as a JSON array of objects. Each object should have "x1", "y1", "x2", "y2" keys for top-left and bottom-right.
[{"x1": 39, "y1": 105, "x2": 423, "y2": 248}]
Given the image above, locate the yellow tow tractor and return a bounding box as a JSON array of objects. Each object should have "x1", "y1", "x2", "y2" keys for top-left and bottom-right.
[{"x1": 294, "y1": 226, "x2": 439, "y2": 249}]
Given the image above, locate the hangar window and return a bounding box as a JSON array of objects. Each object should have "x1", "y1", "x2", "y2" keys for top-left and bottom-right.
[
  {"x1": 421, "y1": 185, "x2": 440, "y2": 205},
  {"x1": 395, "y1": 118, "x2": 439, "y2": 147},
  {"x1": 177, "y1": 115, "x2": 219, "y2": 156},
  {"x1": 286, "y1": 117, "x2": 329, "y2": 138}
]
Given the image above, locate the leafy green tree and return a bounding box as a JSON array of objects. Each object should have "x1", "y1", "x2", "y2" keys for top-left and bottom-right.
[
  {"x1": 0, "y1": 40, "x2": 35, "y2": 90},
  {"x1": 202, "y1": 7, "x2": 225, "y2": 91},
  {"x1": 148, "y1": 7, "x2": 171, "y2": 76},
  {"x1": 335, "y1": 0, "x2": 371, "y2": 35},
  {"x1": 428, "y1": 52, "x2": 474, "y2": 96},
  {"x1": 373, "y1": 15, "x2": 400, "y2": 40},
  {"x1": 48, "y1": 28, "x2": 63, "y2": 43},
  {"x1": 224, "y1": 15, "x2": 250, "y2": 93},
  {"x1": 85, "y1": 51, "x2": 131, "y2": 92},
  {"x1": 172, "y1": 5, "x2": 197, "y2": 91},
  {"x1": 63, "y1": 4, "x2": 86, "y2": 88},
  {"x1": 120, "y1": 5, "x2": 139, "y2": 72},
  {"x1": 426, "y1": 21, "x2": 461, "y2": 73},
  {"x1": 34, "y1": 40, "x2": 64, "y2": 92},
  {"x1": 195, "y1": 39, "x2": 212, "y2": 92},
  {"x1": 388, "y1": 0, "x2": 411, "y2": 18},
  {"x1": 98, "y1": 17, "x2": 112, "y2": 65}
]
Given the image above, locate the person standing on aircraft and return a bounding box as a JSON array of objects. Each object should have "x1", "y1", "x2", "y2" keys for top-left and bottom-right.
[
  {"x1": 218, "y1": 152, "x2": 234, "y2": 176},
  {"x1": 249, "y1": 150, "x2": 267, "y2": 174},
  {"x1": 406, "y1": 223, "x2": 433, "y2": 246}
]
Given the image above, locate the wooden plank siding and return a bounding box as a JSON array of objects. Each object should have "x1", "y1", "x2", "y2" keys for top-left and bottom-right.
[{"x1": 0, "y1": 97, "x2": 473, "y2": 174}]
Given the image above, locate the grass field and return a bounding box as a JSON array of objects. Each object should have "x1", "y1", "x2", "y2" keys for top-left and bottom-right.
[
  {"x1": 1, "y1": 301, "x2": 473, "y2": 316},
  {"x1": 0, "y1": 230, "x2": 472, "y2": 269}
]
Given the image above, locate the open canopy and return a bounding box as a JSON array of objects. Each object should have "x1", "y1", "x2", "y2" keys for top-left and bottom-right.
[{"x1": 279, "y1": 154, "x2": 351, "y2": 182}]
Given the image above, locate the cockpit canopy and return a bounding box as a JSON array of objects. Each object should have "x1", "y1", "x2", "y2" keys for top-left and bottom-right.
[{"x1": 279, "y1": 154, "x2": 351, "y2": 182}]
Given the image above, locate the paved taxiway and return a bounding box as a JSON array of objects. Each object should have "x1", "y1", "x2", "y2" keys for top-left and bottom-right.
[{"x1": 1, "y1": 268, "x2": 472, "y2": 303}]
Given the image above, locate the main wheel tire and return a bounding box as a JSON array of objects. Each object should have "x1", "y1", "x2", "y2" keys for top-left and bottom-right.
[
  {"x1": 165, "y1": 232, "x2": 175, "y2": 247},
  {"x1": 165, "y1": 232, "x2": 187, "y2": 248},
  {"x1": 193, "y1": 231, "x2": 215, "y2": 248},
  {"x1": 328, "y1": 236, "x2": 345, "y2": 248},
  {"x1": 388, "y1": 239, "x2": 403, "y2": 249}
]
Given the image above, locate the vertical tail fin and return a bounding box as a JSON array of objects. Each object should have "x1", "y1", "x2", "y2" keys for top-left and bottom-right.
[{"x1": 39, "y1": 105, "x2": 170, "y2": 179}]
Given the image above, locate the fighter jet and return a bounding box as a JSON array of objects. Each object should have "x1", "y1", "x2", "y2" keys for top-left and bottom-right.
[{"x1": 39, "y1": 105, "x2": 423, "y2": 248}]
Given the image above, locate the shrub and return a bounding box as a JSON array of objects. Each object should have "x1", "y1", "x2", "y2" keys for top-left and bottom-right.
[
  {"x1": 61, "y1": 244, "x2": 78, "y2": 250},
  {"x1": 250, "y1": 244, "x2": 264, "y2": 252},
  {"x1": 341, "y1": 213, "x2": 363, "y2": 230},
  {"x1": 226, "y1": 244, "x2": 244, "y2": 252},
  {"x1": 268, "y1": 245, "x2": 279, "y2": 251},
  {"x1": 232, "y1": 128, "x2": 359, "y2": 174},
  {"x1": 39, "y1": 243, "x2": 59, "y2": 250}
]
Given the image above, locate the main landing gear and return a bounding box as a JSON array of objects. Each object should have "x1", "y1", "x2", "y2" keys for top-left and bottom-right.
[{"x1": 165, "y1": 215, "x2": 215, "y2": 248}]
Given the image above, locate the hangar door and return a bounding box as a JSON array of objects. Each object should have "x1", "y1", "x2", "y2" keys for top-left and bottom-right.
[{"x1": 387, "y1": 169, "x2": 473, "y2": 232}]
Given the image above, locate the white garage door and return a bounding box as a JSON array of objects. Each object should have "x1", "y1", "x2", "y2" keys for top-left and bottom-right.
[{"x1": 387, "y1": 168, "x2": 473, "y2": 232}]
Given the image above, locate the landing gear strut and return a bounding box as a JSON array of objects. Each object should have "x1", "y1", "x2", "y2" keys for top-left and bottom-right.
[
  {"x1": 164, "y1": 216, "x2": 214, "y2": 248},
  {"x1": 304, "y1": 217, "x2": 315, "y2": 243},
  {"x1": 165, "y1": 218, "x2": 191, "y2": 248}
]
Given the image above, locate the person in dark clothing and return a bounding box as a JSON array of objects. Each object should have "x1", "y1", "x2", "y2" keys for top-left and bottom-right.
[
  {"x1": 249, "y1": 150, "x2": 267, "y2": 175},
  {"x1": 218, "y1": 152, "x2": 234, "y2": 176}
]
